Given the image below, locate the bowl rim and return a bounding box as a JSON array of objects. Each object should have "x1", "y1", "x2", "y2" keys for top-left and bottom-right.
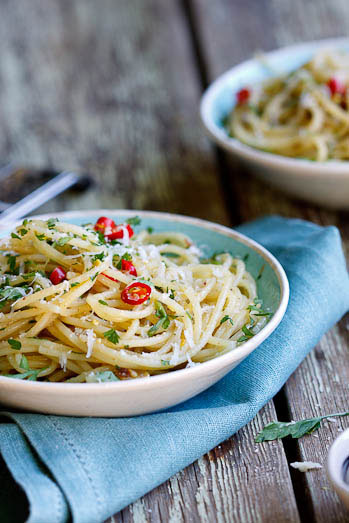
[
  {"x1": 327, "y1": 427, "x2": 349, "y2": 493},
  {"x1": 200, "y1": 36, "x2": 349, "y2": 174},
  {"x1": 0, "y1": 209, "x2": 289, "y2": 394}
]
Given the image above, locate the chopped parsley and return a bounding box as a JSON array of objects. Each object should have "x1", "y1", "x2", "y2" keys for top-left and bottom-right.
[
  {"x1": 35, "y1": 233, "x2": 46, "y2": 241},
  {"x1": 103, "y1": 329, "x2": 120, "y2": 345},
  {"x1": 11, "y1": 232, "x2": 21, "y2": 240},
  {"x1": 126, "y1": 216, "x2": 141, "y2": 226},
  {"x1": 8, "y1": 339, "x2": 22, "y2": 350},
  {"x1": 5, "y1": 355, "x2": 47, "y2": 381},
  {"x1": 86, "y1": 371, "x2": 119, "y2": 383},
  {"x1": 113, "y1": 252, "x2": 132, "y2": 269},
  {"x1": 148, "y1": 301, "x2": 171, "y2": 336},
  {"x1": 237, "y1": 323, "x2": 255, "y2": 343},
  {"x1": 47, "y1": 218, "x2": 58, "y2": 229},
  {"x1": 92, "y1": 251, "x2": 106, "y2": 263},
  {"x1": 98, "y1": 299, "x2": 108, "y2": 306},
  {"x1": 247, "y1": 298, "x2": 272, "y2": 317},
  {"x1": 0, "y1": 286, "x2": 26, "y2": 308},
  {"x1": 7, "y1": 255, "x2": 18, "y2": 273},
  {"x1": 146, "y1": 226, "x2": 154, "y2": 234},
  {"x1": 70, "y1": 282, "x2": 80, "y2": 288},
  {"x1": 161, "y1": 360, "x2": 170, "y2": 366},
  {"x1": 220, "y1": 315, "x2": 234, "y2": 326},
  {"x1": 90, "y1": 272, "x2": 100, "y2": 282},
  {"x1": 161, "y1": 252, "x2": 180, "y2": 258},
  {"x1": 54, "y1": 236, "x2": 70, "y2": 247}
]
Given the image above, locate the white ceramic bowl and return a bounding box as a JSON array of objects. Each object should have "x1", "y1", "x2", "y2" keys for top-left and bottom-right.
[
  {"x1": 327, "y1": 428, "x2": 349, "y2": 509},
  {"x1": 0, "y1": 210, "x2": 289, "y2": 417},
  {"x1": 200, "y1": 38, "x2": 349, "y2": 209}
]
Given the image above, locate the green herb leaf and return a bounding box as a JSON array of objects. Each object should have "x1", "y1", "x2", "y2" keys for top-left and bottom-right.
[
  {"x1": 19, "y1": 355, "x2": 30, "y2": 370},
  {"x1": 19, "y1": 228, "x2": 28, "y2": 236},
  {"x1": 255, "y1": 412, "x2": 349, "y2": 443},
  {"x1": 103, "y1": 329, "x2": 120, "y2": 345},
  {"x1": 220, "y1": 315, "x2": 234, "y2": 326},
  {"x1": 55, "y1": 236, "x2": 70, "y2": 247},
  {"x1": 35, "y1": 233, "x2": 46, "y2": 241},
  {"x1": 147, "y1": 319, "x2": 163, "y2": 337},
  {"x1": 98, "y1": 299, "x2": 108, "y2": 306},
  {"x1": 161, "y1": 252, "x2": 180, "y2": 258},
  {"x1": 8, "y1": 339, "x2": 22, "y2": 350},
  {"x1": 114, "y1": 252, "x2": 132, "y2": 269},
  {"x1": 186, "y1": 311, "x2": 193, "y2": 321},
  {"x1": 92, "y1": 251, "x2": 106, "y2": 262},
  {"x1": 47, "y1": 218, "x2": 58, "y2": 229},
  {"x1": 126, "y1": 216, "x2": 141, "y2": 226},
  {"x1": 90, "y1": 271, "x2": 100, "y2": 282},
  {"x1": 11, "y1": 232, "x2": 21, "y2": 240},
  {"x1": 86, "y1": 371, "x2": 120, "y2": 383},
  {"x1": 7, "y1": 255, "x2": 18, "y2": 273},
  {"x1": 146, "y1": 226, "x2": 153, "y2": 234},
  {"x1": 70, "y1": 282, "x2": 80, "y2": 288},
  {"x1": 161, "y1": 360, "x2": 170, "y2": 366}
]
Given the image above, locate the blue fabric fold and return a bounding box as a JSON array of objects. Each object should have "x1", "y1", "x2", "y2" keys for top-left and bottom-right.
[{"x1": 1, "y1": 216, "x2": 348, "y2": 523}]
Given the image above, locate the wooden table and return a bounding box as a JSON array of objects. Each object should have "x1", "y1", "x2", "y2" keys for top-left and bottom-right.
[{"x1": 1, "y1": 1, "x2": 348, "y2": 521}]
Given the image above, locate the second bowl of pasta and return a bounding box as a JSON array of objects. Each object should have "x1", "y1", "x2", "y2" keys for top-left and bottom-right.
[{"x1": 200, "y1": 37, "x2": 349, "y2": 209}]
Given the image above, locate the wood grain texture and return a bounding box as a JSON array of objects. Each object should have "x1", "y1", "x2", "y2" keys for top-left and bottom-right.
[
  {"x1": 0, "y1": 0, "x2": 227, "y2": 224},
  {"x1": 111, "y1": 403, "x2": 299, "y2": 523},
  {"x1": 0, "y1": 0, "x2": 300, "y2": 522},
  {"x1": 190, "y1": 0, "x2": 349, "y2": 520}
]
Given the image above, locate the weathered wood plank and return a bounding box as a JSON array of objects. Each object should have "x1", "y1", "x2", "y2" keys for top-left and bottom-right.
[
  {"x1": 0, "y1": 0, "x2": 299, "y2": 522},
  {"x1": 112, "y1": 403, "x2": 299, "y2": 523},
  {"x1": 191, "y1": 0, "x2": 349, "y2": 520}
]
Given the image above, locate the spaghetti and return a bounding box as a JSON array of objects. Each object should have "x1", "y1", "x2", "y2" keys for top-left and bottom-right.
[
  {"x1": 227, "y1": 49, "x2": 349, "y2": 161},
  {"x1": 0, "y1": 216, "x2": 269, "y2": 382}
]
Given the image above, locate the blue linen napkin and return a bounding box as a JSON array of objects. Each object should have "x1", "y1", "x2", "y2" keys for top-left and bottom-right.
[{"x1": 1, "y1": 216, "x2": 348, "y2": 523}]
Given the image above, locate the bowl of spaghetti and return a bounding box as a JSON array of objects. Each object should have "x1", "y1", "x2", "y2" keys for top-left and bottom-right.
[
  {"x1": 200, "y1": 38, "x2": 349, "y2": 209},
  {"x1": 0, "y1": 210, "x2": 288, "y2": 416}
]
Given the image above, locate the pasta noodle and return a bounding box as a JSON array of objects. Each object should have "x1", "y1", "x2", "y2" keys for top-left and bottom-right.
[
  {"x1": 227, "y1": 49, "x2": 349, "y2": 161},
  {"x1": 0, "y1": 216, "x2": 270, "y2": 383}
]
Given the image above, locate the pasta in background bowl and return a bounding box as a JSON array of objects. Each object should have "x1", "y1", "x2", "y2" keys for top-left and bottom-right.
[
  {"x1": 0, "y1": 210, "x2": 288, "y2": 416},
  {"x1": 200, "y1": 38, "x2": 349, "y2": 209}
]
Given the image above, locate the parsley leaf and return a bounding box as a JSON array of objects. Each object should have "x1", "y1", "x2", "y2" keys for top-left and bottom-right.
[
  {"x1": 35, "y1": 233, "x2": 46, "y2": 241},
  {"x1": 255, "y1": 412, "x2": 349, "y2": 443},
  {"x1": 161, "y1": 252, "x2": 180, "y2": 258},
  {"x1": 86, "y1": 371, "x2": 119, "y2": 383},
  {"x1": 220, "y1": 315, "x2": 234, "y2": 326},
  {"x1": 103, "y1": 329, "x2": 120, "y2": 345},
  {"x1": 47, "y1": 218, "x2": 58, "y2": 229},
  {"x1": 7, "y1": 255, "x2": 18, "y2": 273},
  {"x1": 126, "y1": 216, "x2": 141, "y2": 226},
  {"x1": 148, "y1": 301, "x2": 171, "y2": 336},
  {"x1": 11, "y1": 232, "x2": 21, "y2": 240},
  {"x1": 8, "y1": 339, "x2": 21, "y2": 350},
  {"x1": 98, "y1": 299, "x2": 108, "y2": 306},
  {"x1": 146, "y1": 226, "x2": 153, "y2": 234},
  {"x1": 54, "y1": 236, "x2": 70, "y2": 247}
]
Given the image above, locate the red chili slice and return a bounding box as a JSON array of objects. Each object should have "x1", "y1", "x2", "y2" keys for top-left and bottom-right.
[
  {"x1": 106, "y1": 224, "x2": 134, "y2": 241},
  {"x1": 103, "y1": 273, "x2": 118, "y2": 283},
  {"x1": 327, "y1": 77, "x2": 346, "y2": 96},
  {"x1": 121, "y1": 282, "x2": 151, "y2": 305},
  {"x1": 94, "y1": 216, "x2": 116, "y2": 233},
  {"x1": 121, "y1": 259, "x2": 137, "y2": 276},
  {"x1": 236, "y1": 87, "x2": 250, "y2": 104},
  {"x1": 50, "y1": 266, "x2": 66, "y2": 285}
]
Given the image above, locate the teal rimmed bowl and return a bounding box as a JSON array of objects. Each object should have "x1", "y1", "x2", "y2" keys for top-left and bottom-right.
[
  {"x1": 200, "y1": 37, "x2": 349, "y2": 209},
  {"x1": 0, "y1": 210, "x2": 289, "y2": 417}
]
